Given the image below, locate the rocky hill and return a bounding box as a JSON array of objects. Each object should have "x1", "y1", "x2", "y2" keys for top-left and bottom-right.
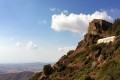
[
  {"x1": 30, "y1": 19, "x2": 120, "y2": 80},
  {"x1": 0, "y1": 71, "x2": 34, "y2": 80}
]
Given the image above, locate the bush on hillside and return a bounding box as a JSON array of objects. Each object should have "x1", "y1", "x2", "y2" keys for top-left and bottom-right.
[
  {"x1": 75, "y1": 51, "x2": 88, "y2": 62},
  {"x1": 90, "y1": 44, "x2": 101, "y2": 51},
  {"x1": 79, "y1": 74, "x2": 93, "y2": 80},
  {"x1": 113, "y1": 18, "x2": 120, "y2": 27},
  {"x1": 43, "y1": 64, "x2": 53, "y2": 75},
  {"x1": 99, "y1": 75, "x2": 113, "y2": 80},
  {"x1": 99, "y1": 60, "x2": 120, "y2": 80},
  {"x1": 115, "y1": 30, "x2": 120, "y2": 36},
  {"x1": 112, "y1": 18, "x2": 120, "y2": 36},
  {"x1": 57, "y1": 64, "x2": 66, "y2": 72},
  {"x1": 90, "y1": 43, "x2": 106, "y2": 51}
]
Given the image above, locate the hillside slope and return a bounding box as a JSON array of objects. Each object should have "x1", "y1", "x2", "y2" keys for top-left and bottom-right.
[
  {"x1": 0, "y1": 71, "x2": 34, "y2": 80},
  {"x1": 31, "y1": 19, "x2": 120, "y2": 80}
]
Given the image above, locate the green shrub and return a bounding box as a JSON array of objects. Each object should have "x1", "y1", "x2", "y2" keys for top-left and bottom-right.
[
  {"x1": 114, "y1": 48, "x2": 120, "y2": 57},
  {"x1": 99, "y1": 75, "x2": 112, "y2": 80},
  {"x1": 105, "y1": 45, "x2": 116, "y2": 56},
  {"x1": 92, "y1": 35, "x2": 101, "y2": 44},
  {"x1": 90, "y1": 44, "x2": 101, "y2": 51},
  {"x1": 79, "y1": 75, "x2": 93, "y2": 80},
  {"x1": 112, "y1": 18, "x2": 120, "y2": 36},
  {"x1": 56, "y1": 64, "x2": 66, "y2": 72},
  {"x1": 97, "y1": 43, "x2": 106, "y2": 47},
  {"x1": 43, "y1": 64, "x2": 53, "y2": 75},
  {"x1": 113, "y1": 18, "x2": 120, "y2": 27},
  {"x1": 114, "y1": 41, "x2": 120, "y2": 49},
  {"x1": 75, "y1": 51, "x2": 88, "y2": 62},
  {"x1": 90, "y1": 43, "x2": 106, "y2": 52},
  {"x1": 115, "y1": 29, "x2": 120, "y2": 36},
  {"x1": 99, "y1": 60, "x2": 120, "y2": 80}
]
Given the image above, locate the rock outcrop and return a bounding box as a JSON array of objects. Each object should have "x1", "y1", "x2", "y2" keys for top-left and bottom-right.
[
  {"x1": 76, "y1": 19, "x2": 113, "y2": 49},
  {"x1": 88, "y1": 19, "x2": 112, "y2": 35}
]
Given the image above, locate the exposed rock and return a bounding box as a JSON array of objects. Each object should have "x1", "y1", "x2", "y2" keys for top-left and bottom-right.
[
  {"x1": 76, "y1": 40, "x2": 84, "y2": 49},
  {"x1": 38, "y1": 72, "x2": 46, "y2": 80},
  {"x1": 58, "y1": 55, "x2": 68, "y2": 62},
  {"x1": 115, "y1": 35, "x2": 120, "y2": 42},
  {"x1": 76, "y1": 19, "x2": 111, "y2": 48},
  {"x1": 94, "y1": 49, "x2": 101, "y2": 58},
  {"x1": 92, "y1": 61, "x2": 99, "y2": 68},
  {"x1": 88, "y1": 19, "x2": 112, "y2": 35},
  {"x1": 97, "y1": 54, "x2": 105, "y2": 63}
]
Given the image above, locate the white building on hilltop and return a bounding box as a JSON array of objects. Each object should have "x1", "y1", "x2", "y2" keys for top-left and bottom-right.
[{"x1": 97, "y1": 36, "x2": 116, "y2": 44}]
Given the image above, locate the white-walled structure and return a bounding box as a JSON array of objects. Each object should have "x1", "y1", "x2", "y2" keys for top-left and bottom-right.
[{"x1": 97, "y1": 36, "x2": 116, "y2": 44}]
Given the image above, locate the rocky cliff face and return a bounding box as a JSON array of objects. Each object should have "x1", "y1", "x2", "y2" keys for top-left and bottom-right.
[
  {"x1": 88, "y1": 19, "x2": 112, "y2": 35},
  {"x1": 30, "y1": 19, "x2": 120, "y2": 80},
  {"x1": 77, "y1": 19, "x2": 113, "y2": 49}
]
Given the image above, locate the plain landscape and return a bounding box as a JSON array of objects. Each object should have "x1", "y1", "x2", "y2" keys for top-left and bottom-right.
[{"x1": 0, "y1": 62, "x2": 49, "y2": 80}]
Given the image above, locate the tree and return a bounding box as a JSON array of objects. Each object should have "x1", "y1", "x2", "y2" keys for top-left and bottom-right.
[{"x1": 43, "y1": 64, "x2": 53, "y2": 75}]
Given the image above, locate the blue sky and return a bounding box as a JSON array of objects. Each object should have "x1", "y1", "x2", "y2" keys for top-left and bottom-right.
[{"x1": 0, "y1": 0, "x2": 120, "y2": 63}]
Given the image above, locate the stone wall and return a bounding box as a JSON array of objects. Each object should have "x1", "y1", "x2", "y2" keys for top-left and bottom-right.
[{"x1": 88, "y1": 19, "x2": 112, "y2": 35}]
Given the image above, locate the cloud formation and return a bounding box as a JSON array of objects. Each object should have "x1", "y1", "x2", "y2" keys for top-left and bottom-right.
[
  {"x1": 57, "y1": 46, "x2": 75, "y2": 52},
  {"x1": 27, "y1": 41, "x2": 38, "y2": 49},
  {"x1": 110, "y1": 8, "x2": 120, "y2": 13},
  {"x1": 50, "y1": 8, "x2": 69, "y2": 14},
  {"x1": 51, "y1": 11, "x2": 113, "y2": 33},
  {"x1": 109, "y1": 8, "x2": 120, "y2": 19},
  {"x1": 16, "y1": 42, "x2": 23, "y2": 47},
  {"x1": 50, "y1": 8, "x2": 56, "y2": 12},
  {"x1": 62, "y1": 10, "x2": 69, "y2": 14}
]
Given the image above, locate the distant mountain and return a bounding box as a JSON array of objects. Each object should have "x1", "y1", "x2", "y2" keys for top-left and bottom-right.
[
  {"x1": 0, "y1": 62, "x2": 54, "y2": 80},
  {"x1": 0, "y1": 71, "x2": 34, "y2": 80},
  {"x1": 0, "y1": 62, "x2": 48, "y2": 74}
]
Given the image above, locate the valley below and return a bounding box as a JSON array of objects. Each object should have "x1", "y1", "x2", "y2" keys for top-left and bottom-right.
[{"x1": 0, "y1": 62, "x2": 50, "y2": 80}]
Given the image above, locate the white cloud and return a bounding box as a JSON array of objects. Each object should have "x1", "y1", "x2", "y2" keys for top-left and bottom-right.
[
  {"x1": 50, "y1": 8, "x2": 68, "y2": 14},
  {"x1": 110, "y1": 8, "x2": 120, "y2": 13},
  {"x1": 50, "y1": 8, "x2": 56, "y2": 12},
  {"x1": 27, "y1": 41, "x2": 38, "y2": 49},
  {"x1": 100, "y1": 8, "x2": 120, "y2": 19},
  {"x1": 50, "y1": 8, "x2": 61, "y2": 12},
  {"x1": 51, "y1": 11, "x2": 113, "y2": 34},
  {"x1": 109, "y1": 8, "x2": 120, "y2": 19},
  {"x1": 57, "y1": 46, "x2": 75, "y2": 52},
  {"x1": 16, "y1": 42, "x2": 23, "y2": 47},
  {"x1": 62, "y1": 10, "x2": 69, "y2": 14}
]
